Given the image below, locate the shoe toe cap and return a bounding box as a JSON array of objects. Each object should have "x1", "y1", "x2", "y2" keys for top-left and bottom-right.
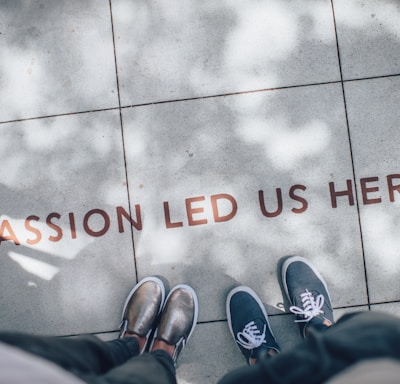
[
  {"x1": 158, "y1": 286, "x2": 197, "y2": 344},
  {"x1": 124, "y1": 281, "x2": 164, "y2": 335}
]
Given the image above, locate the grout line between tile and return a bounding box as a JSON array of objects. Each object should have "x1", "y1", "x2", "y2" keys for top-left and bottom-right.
[
  {"x1": 330, "y1": 0, "x2": 371, "y2": 309},
  {"x1": 199, "y1": 303, "x2": 377, "y2": 325},
  {"x1": 1, "y1": 75, "x2": 400, "y2": 126},
  {"x1": 344, "y1": 73, "x2": 400, "y2": 83},
  {"x1": 119, "y1": 80, "x2": 343, "y2": 109},
  {"x1": 0, "y1": 106, "x2": 121, "y2": 125},
  {"x1": 60, "y1": 300, "x2": 400, "y2": 338},
  {"x1": 109, "y1": 0, "x2": 138, "y2": 282},
  {"x1": 369, "y1": 300, "x2": 400, "y2": 307}
]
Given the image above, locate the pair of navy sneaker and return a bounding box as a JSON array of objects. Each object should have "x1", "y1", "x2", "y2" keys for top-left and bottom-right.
[{"x1": 227, "y1": 256, "x2": 334, "y2": 364}]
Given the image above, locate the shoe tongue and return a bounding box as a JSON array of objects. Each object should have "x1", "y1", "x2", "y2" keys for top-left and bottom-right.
[{"x1": 251, "y1": 317, "x2": 265, "y2": 331}]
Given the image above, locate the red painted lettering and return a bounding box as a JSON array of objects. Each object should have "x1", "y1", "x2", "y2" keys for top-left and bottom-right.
[
  {"x1": 329, "y1": 180, "x2": 354, "y2": 208},
  {"x1": 25, "y1": 215, "x2": 42, "y2": 245},
  {"x1": 387, "y1": 174, "x2": 400, "y2": 202},
  {"x1": 259, "y1": 189, "x2": 283, "y2": 218},
  {"x1": 83, "y1": 209, "x2": 110, "y2": 237},
  {"x1": 186, "y1": 196, "x2": 208, "y2": 226},
  {"x1": 163, "y1": 202, "x2": 184, "y2": 229},
  {"x1": 211, "y1": 194, "x2": 238, "y2": 222},
  {"x1": 360, "y1": 177, "x2": 381, "y2": 205},
  {"x1": 117, "y1": 205, "x2": 142, "y2": 232},
  {"x1": 69, "y1": 212, "x2": 77, "y2": 239},
  {"x1": 0, "y1": 220, "x2": 20, "y2": 245},
  {"x1": 289, "y1": 185, "x2": 308, "y2": 213},
  {"x1": 46, "y1": 213, "x2": 63, "y2": 242}
]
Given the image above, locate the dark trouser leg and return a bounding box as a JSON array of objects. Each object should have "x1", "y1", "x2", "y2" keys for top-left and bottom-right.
[
  {"x1": 0, "y1": 332, "x2": 139, "y2": 378},
  {"x1": 219, "y1": 311, "x2": 400, "y2": 384},
  {"x1": 99, "y1": 350, "x2": 177, "y2": 384}
]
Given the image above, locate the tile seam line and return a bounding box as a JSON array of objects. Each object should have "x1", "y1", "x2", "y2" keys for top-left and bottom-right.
[
  {"x1": 193, "y1": 302, "x2": 387, "y2": 326},
  {"x1": 0, "y1": 106, "x2": 120, "y2": 125},
  {"x1": 2, "y1": 74, "x2": 400, "y2": 125},
  {"x1": 118, "y1": 75, "x2": 400, "y2": 111},
  {"x1": 109, "y1": 0, "x2": 139, "y2": 282},
  {"x1": 330, "y1": 0, "x2": 370, "y2": 309},
  {"x1": 0, "y1": 80, "x2": 340, "y2": 125},
  {"x1": 120, "y1": 80, "x2": 343, "y2": 109},
  {"x1": 62, "y1": 299, "x2": 400, "y2": 337}
]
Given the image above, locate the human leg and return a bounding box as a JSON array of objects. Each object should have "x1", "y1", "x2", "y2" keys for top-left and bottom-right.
[
  {"x1": 98, "y1": 351, "x2": 176, "y2": 384},
  {"x1": 0, "y1": 276, "x2": 166, "y2": 380},
  {"x1": 0, "y1": 332, "x2": 129, "y2": 377},
  {"x1": 100, "y1": 284, "x2": 198, "y2": 384}
]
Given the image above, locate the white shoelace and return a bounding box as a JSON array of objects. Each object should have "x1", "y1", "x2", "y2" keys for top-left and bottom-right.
[
  {"x1": 289, "y1": 289, "x2": 325, "y2": 323},
  {"x1": 236, "y1": 321, "x2": 266, "y2": 350}
]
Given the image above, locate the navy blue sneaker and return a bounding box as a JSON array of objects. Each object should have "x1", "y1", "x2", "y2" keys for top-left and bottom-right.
[
  {"x1": 282, "y1": 256, "x2": 334, "y2": 338},
  {"x1": 226, "y1": 286, "x2": 279, "y2": 364}
]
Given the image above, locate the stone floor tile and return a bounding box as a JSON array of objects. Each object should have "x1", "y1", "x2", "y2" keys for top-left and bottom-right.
[
  {"x1": 371, "y1": 302, "x2": 400, "y2": 317},
  {"x1": 333, "y1": 305, "x2": 369, "y2": 319},
  {"x1": 112, "y1": 0, "x2": 340, "y2": 106},
  {"x1": 0, "y1": 0, "x2": 118, "y2": 122},
  {"x1": 123, "y1": 83, "x2": 367, "y2": 323},
  {"x1": 93, "y1": 331, "x2": 120, "y2": 342},
  {"x1": 0, "y1": 2, "x2": 397, "y2": 383},
  {"x1": 334, "y1": 0, "x2": 400, "y2": 80},
  {"x1": 0, "y1": 110, "x2": 135, "y2": 335},
  {"x1": 344, "y1": 76, "x2": 400, "y2": 304}
]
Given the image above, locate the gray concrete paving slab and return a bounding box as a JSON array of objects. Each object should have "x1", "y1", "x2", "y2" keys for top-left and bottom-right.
[
  {"x1": 123, "y1": 83, "x2": 368, "y2": 324},
  {"x1": 371, "y1": 302, "x2": 400, "y2": 317},
  {"x1": 0, "y1": 1, "x2": 399, "y2": 383},
  {"x1": 112, "y1": 0, "x2": 340, "y2": 106},
  {"x1": 334, "y1": 0, "x2": 400, "y2": 79},
  {"x1": 344, "y1": 76, "x2": 400, "y2": 304},
  {"x1": 0, "y1": 111, "x2": 136, "y2": 335},
  {"x1": 0, "y1": 0, "x2": 118, "y2": 121}
]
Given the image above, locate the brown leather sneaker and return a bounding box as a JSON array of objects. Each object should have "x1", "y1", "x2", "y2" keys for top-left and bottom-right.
[{"x1": 119, "y1": 276, "x2": 167, "y2": 354}]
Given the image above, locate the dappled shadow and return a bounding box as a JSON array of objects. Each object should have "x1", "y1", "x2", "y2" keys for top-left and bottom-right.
[
  {"x1": 0, "y1": 0, "x2": 118, "y2": 122},
  {"x1": 122, "y1": 81, "x2": 367, "y2": 323},
  {"x1": 333, "y1": 0, "x2": 400, "y2": 79},
  {"x1": 0, "y1": 110, "x2": 137, "y2": 335},
  {"x1": 113, "y1": 0, "x2": 400, "y2": 326},
  {"x1": 113, "y1": 0, "x2": 341, "y2": 105},
  {"x1": 0, "y1": 0, "x2": 399, "y2": 358}
]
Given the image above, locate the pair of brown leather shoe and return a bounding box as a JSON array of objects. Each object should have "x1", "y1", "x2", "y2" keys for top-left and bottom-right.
[{"x1": 119, "y1": 276, "x2": 198, "y2": 364}]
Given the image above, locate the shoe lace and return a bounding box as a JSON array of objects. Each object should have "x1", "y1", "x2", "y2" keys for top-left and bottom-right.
[
  {"x1": 289, "y1": 289, "x2": 325, "y2": 323},
  {"x1": 236, "y1": 321, "x2": 266, "y2": 350}
]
